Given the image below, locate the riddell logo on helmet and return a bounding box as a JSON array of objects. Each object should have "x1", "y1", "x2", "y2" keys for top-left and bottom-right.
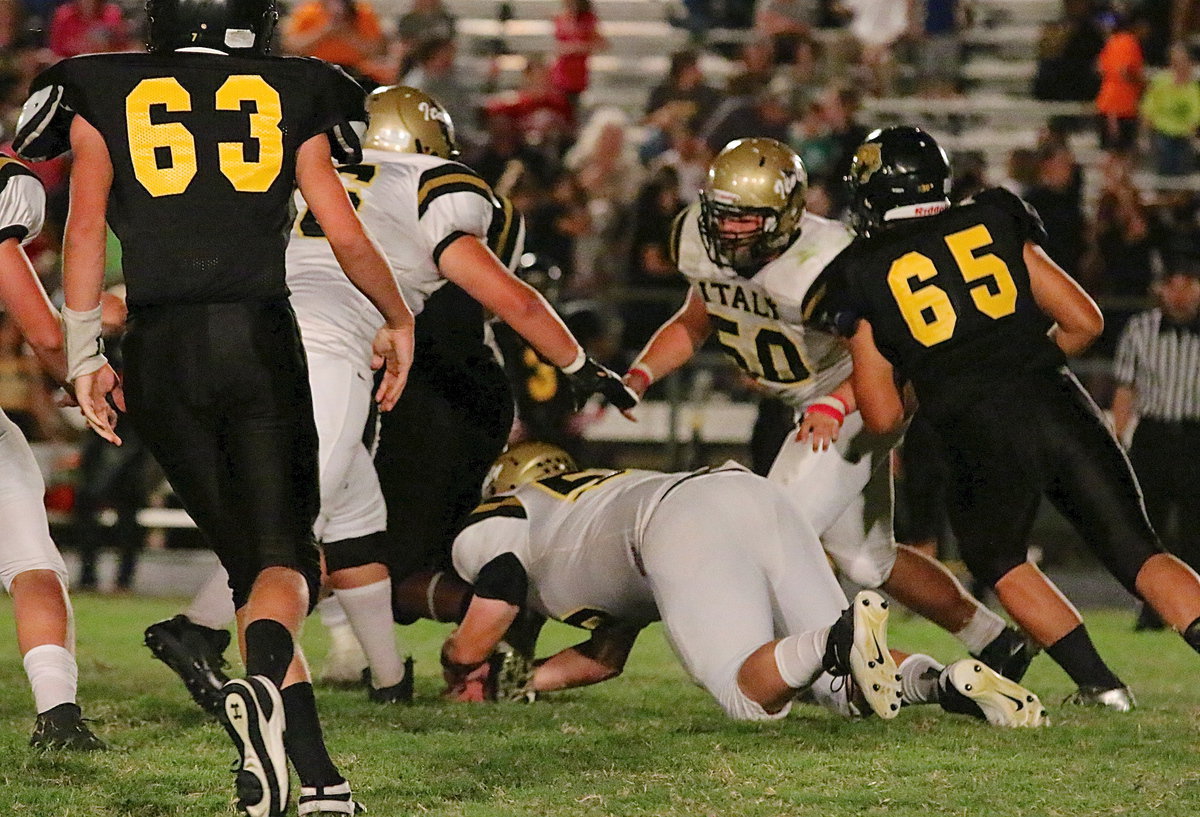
[{"x1": 911, "y1": 204, "x2": 946, "y2": 216}]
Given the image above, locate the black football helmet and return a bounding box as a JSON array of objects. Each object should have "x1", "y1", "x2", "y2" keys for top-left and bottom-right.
[
  {"x1": 845, "y1": 126, "x2": 951, "y2": 237},
  {"x1": 146, "y1": 0, "x2": 277, "y2": 55}
]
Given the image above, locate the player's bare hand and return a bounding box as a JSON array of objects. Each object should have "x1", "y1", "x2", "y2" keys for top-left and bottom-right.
[
  {"x1": 73, "y1": 363, "x2": 124, "y2": 445},
  {"x1": 796, "y1": 410, "x2": 839, "y2": 452},
  {"x1": 619, "y1": 371, "x2": 651, "y2": 422},
  {"x1": 370, "y1": 325, "x2": 414, "y2": 411}
]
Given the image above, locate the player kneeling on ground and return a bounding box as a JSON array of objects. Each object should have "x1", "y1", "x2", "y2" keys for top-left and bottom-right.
[{"x1": 441, "y1": 442, "x2": 1047, "y2": 727}]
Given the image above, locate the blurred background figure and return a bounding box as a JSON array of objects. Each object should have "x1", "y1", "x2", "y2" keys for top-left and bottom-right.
[
  {"x1": 1140, "y1": 42, "x2": 1200, "y2": 177},
  {"x1": 48, "y1": 0, "x2": 129, "y2": 58},
  {"x1": 1112, "y1": 252, "x2": 1200, "y2": 630},
  {"x1": 1095, "y1": 11, "x2": 1144, "y2": 155},
  {"x1": 551, "y1": 0, "x2": 607, "y2": 109},
  {"x1": 282, "y1": 0, "x2": 386, "y2": 83}
]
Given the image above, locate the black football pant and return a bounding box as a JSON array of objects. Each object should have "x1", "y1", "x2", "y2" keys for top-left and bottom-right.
[
  {"x1": 373, "y1": 355, "x2": 513, "y2": 586},
  {"x1": 122, "y1": 299, "x2": 321, "y2": 609},
  {"x1": 935, "y1": 368, "x2": 1160, "y2": 592},
  {"x1": 1128, "y1": 418, "x2": 1200, "y2": 570}
]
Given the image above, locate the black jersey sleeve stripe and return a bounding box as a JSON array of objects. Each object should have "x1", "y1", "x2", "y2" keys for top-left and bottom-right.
[
  {"x1": 0, "y1": 225, "x2": 29, "y2": 243},
  {"x1": 417, "y1": 175, "x2": 495, "y2": 219},
  {"x1": 488, "y1": 196, "x2": 521, "y2": 268},
  {"x1": 432, "y1": 229, "x2": 471, "y2": 267},
  {"x1": 667, "y1": 208, "x2": 689, "y2": 267},
  {"x1": 0, "y1": 158, "x2": 36, "y2": 193},
  {"x1": 465, "y1": 495, "x2": 527, "y2": 525}
]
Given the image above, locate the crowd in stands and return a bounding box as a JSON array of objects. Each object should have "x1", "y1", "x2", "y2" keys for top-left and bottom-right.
[{"x1": 2, "y1": 1, "x2": 1200, "y2": 547}]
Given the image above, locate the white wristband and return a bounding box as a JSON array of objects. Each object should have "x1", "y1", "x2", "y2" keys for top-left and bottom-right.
[
  {"x1": 61, "y1": 305, "x2": 108, "y2": 382},
  {"x1": 560, "y1": 346, "x2": 587, "y2": 375}
]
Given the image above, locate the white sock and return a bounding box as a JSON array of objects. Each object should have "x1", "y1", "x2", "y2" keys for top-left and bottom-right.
[
  {"x1": 773, "y1": 625, "x2": 832, "y2": 690},
  {"x1": 898, "y1": 653, "x2": 943, "y2": 706},
  {"x1": 316, "y1": 594, "x2": 350, "y2": 629},
  {"x1": 23, "y1": 644, "x2": 78, "y2": 714},
  {"x1": 183, "y1": 567, "x2": 237, "y2": 630},
  {"x1": 953, "y1": 604, "x2": 1006, "y2": 654},
  {"x1": 333, "y1": 580, "x2": 406, "y2": 688}
]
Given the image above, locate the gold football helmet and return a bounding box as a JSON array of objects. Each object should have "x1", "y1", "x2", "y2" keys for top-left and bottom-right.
[
  {"x1": 363, "y1": 85, "x2": 459, "y2": 159},
  {"x1": 483, "y1": 441, "x2": 578, "y2": 498},
  {"x1": 698, "y1": 138, "x2": 808, "y2": 276}
]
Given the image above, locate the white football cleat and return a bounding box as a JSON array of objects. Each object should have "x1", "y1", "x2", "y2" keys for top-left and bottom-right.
[
  {"x1": 823, "y1": 590, "x2": 903, "y2": 719},
  {"x1": 942, "y1": 659, "x2": 1049, "y2": 727},
  {"x1": 298, "y1": 780, "x2": 364, "y2": 815}
]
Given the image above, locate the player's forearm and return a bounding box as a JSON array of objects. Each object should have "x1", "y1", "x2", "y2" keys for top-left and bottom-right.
[
  {"x1": 628, "y1": 314, "x2": 710, "y2": 393},
  {"x1": 444, "y1": 596, "x2": 521, "y2": 666},
  {"x1": 330, "y1": 236, "x2": 413, "y2": 331},
  {"x1": 532, "y1": 645, "x2": 623, "y2": 692},
  {"x1": 0, "y1": 240, "x2": 64, "y2": 367},
  {"x1": 499, "y1": 289, "x2": 584, "y2": 369}
]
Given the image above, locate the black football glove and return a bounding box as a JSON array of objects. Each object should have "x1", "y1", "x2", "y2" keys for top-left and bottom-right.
[{"x1": 564, "y1": 357, "x2": 639, "y2": 412}]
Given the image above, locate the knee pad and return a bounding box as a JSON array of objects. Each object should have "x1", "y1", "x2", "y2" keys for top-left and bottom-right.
[
  {"x1": 715, "y1": 680, "x2": 792, "y2": 722},
  {"x1": 323, "y1": 532, "x2": 387, "y2": 574},
  {"x1": 834, "y1": 547, "x2": 897, "y2": 590}
]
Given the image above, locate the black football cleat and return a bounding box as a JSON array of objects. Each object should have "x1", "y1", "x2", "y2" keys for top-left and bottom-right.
[
  {"x1": 29, "y1": 702, "x2": 106, "y2": 751},
  {"x1": 938, "y1": 659, "x2": 1048, "y2": 727},
  {"x1": 366, "y1": 657, "x2": 414, "y2": 704},
  {"x1": 224, "y1": 677, "x2": 289, "y2": 817},
  {"x1": 1063, "y1": 684, "x2": 1136, "y2": 712},
  {"x1": 822, "y1": 590, "x2": 902, "y2": 719},
  {"x1": 145, "y1": 615, "x2": 232, "y2": 719},
  {"x1": 973, "y1": 626, "x2": 1039, "y2": 682}
]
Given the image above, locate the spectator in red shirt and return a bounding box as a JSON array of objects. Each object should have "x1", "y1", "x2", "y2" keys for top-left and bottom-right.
[
  {"x1": 551, "y1": 0, "x2": 606, "y2": 105},
  {"x1": 486, "y1": 55, "x2": 576, "y2": 152},
  {"x1": 48, "y1": 0, "x2": 129, "y2": 58}
]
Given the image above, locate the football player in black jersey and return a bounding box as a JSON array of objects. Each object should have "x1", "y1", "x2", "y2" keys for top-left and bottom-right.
[
  {"x1": 816, "y1": 125, "x2": 1200, "y2": 712},
  {"x1": 15, "y1": 0, "x2": 413, "y2": 812}
]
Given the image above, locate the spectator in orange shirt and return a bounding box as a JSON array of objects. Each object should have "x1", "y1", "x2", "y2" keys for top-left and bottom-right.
[
  {"x1": 48, "y1": 0, "x2": 129, "y2": 58},
  {"x1": 282, "y1": 0, "x2": 385, "y2": 82},
  {"x1": 1096, "y1": 13, "x2": 1144, "y2": 154}
]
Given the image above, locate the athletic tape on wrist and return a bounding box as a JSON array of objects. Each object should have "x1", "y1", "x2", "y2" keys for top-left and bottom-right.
[
  {"x1": 560, "y1": 347, "x2": 588, "y2": 375},
  {"x1": 804, "y1": 395, "x2": 846, "y2": 425},
  {"x1": 61, "y1": 305, "x2": 108, "y2": 382},
  {"x1": 627, "y1": 363, "x2": 655, "y2": 387}
]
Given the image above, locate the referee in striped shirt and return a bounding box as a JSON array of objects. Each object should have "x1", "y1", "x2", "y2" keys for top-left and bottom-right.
[{"x1": 1113, "y1": 254, "x2": 1200, "y2": 628}]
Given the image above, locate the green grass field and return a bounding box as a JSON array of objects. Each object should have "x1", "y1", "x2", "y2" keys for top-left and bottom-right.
[{"x1": 2, "y1": 595, "x2": 1198, "y2": 817}]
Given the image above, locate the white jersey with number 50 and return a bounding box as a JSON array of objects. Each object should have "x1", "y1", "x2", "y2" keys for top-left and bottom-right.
[
  {"x1": 286, "y1": 149, "x2": 516, "y2": 369},
  {"x1": 673, "y1": 204, "x2": 854, "y2": 408}
]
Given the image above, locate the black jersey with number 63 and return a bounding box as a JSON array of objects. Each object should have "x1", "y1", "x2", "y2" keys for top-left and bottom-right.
[
  {"x1": 18, "y1": 52, "x2": 364, "y2": 307},
  {"x1": 820, "y1": 187, "x2": 1066, "y2": 419}
]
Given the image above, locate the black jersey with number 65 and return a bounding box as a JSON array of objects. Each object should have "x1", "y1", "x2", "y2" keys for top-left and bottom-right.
[
  {"x1": 15, "y1": 52, "x2": 364, "y2": 307},
  {"x1": 816, "y1": 187, "x2": 1066, "y2": 419}
]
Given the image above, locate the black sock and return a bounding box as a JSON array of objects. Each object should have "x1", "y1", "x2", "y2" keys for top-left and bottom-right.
[
  {"x1": 1045, "y1": 624, "x2": 1123, "y2": 690},
  {"x1": 244, "y1": 619, "x2": 294, "y2": 689},
  {"x1": 281, "y1": 682, "x2": 342, "y2": 788},
  {"x1": 1183, "y1": 617, "x2": 1200, "y2": 653}
]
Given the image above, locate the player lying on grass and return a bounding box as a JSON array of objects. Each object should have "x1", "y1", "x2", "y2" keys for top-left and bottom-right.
[
  {"x1": 0, "y1": 156, "x2": 118, "y2": 750},
  {"x1": 817, "y1": 125, "x2": 1200, "y2": 712},
  {"x1": 441, "y1": 442, "x2": 1047, "y2": 727}
]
